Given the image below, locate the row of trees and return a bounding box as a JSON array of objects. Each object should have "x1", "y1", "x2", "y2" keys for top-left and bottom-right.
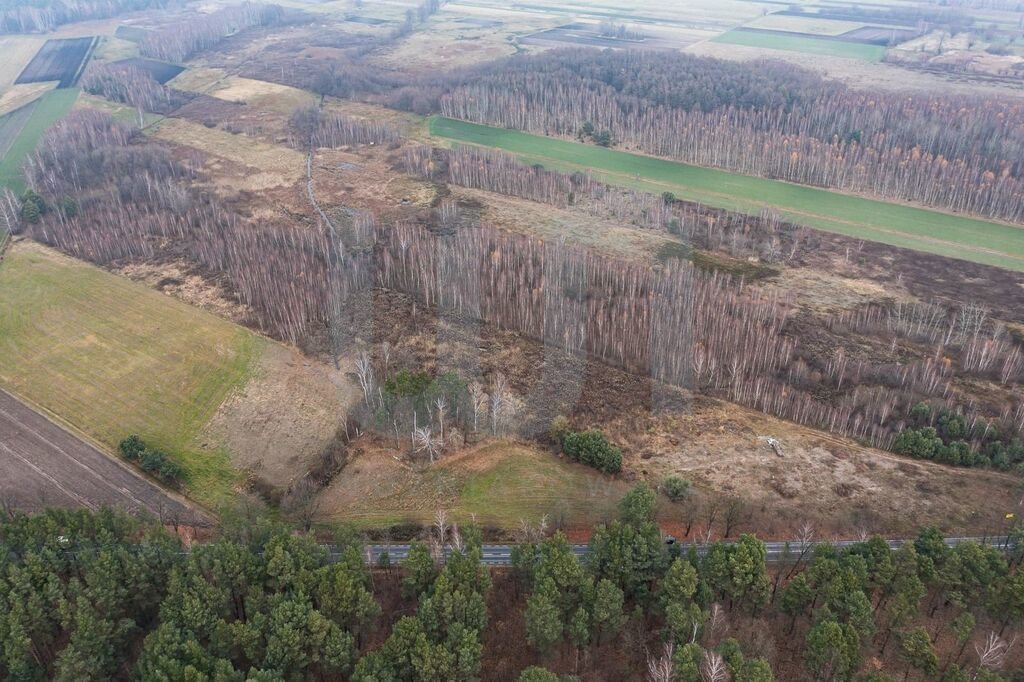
[
  {"x1": 5, "y1": 492, "x2": 1024, "y2": 679},
  {"x1": 81, "y1": 62, "x2": 194, "y2": 117},
  {"x1": 428, "y1": 50, "x2": 1024, "y2": 222},
  {"x1": 405, "y1": 144, "x2": 810, "y2": 263},
  {"x1": 288, "y1": 105, "x2": 402, "y2": 150},
  {"x1": 17, "y1": 110, "x2": 1023, "y2": 464},
  {"x1": 0, "y1": 0, "x2": 167, "y2": 33},
  {"x1": 138, "y1": 2, "x2": 288, "y2": 63}
]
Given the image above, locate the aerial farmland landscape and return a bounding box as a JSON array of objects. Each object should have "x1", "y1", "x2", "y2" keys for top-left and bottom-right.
[{"x1": 3, "y1": 0, "x2": 1024, "y2": 679}]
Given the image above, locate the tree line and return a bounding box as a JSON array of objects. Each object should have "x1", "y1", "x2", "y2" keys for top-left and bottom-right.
[
  {"x1": 4, "y1": 494, "x2": 1024, "y2": 679},
  {"x1": 138, "y1": 2, "x2": 290, "y2": 63},
  {"x1": 0, "y1": 0, "x2": 167, "y2": 33},
  {"x1": 14, "y1": 110, "x2": 1024, "y2": 469},
  {"x1": 422, "y1": 49, "x2": 1024, "y2": 223}
]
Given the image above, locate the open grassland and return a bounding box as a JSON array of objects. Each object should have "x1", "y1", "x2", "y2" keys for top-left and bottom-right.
[
  {"x1": 744, "y1": 14, "x2": 868, "y2": 36},
  {"x1": 712, "y1": 29, "x2": 887, "y2": 61},
  {"x1": 76, "y1": 92, "x2": 162, "y2": 127},
  {"x1": 319, "y1": 441, "x2": 627, "y2": 529},
  {"x1": 0, "y1": 36, "x2": 46, "y2": 90},
  {"x1": 0, "y1": 83, "x2": 54, "y2": 116},
  {"x1": 149, "y1": 117, "x2": 304, "y2": 189},
  {"x1": 0, "y1": 242, "x2": 263, "y2": 507},
  {"x1": 0, "y1": 89, "x2": 79, "y2": 192},
  {"x1": 207, "y1": 76, "x2": 316, "y2": 114},
  {"x1": 430, "y1": 117, "x2": 1024, "y2": 271}
]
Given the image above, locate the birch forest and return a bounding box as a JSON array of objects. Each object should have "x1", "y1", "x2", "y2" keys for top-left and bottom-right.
[
  {"x1": 14, "y1": 110, "x2": 1024, "y2": 468},
  {"x1": 429, "y1": 50, "x2": 1024, "y2": 223}
]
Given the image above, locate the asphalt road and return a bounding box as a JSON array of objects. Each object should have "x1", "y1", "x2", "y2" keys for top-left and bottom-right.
[
  {"x1": 0, "y1": 388, "x2": 208, "y2": 524},
  {"x1": 355, "y1": 536, "x2": 1010, "y2": 566}
]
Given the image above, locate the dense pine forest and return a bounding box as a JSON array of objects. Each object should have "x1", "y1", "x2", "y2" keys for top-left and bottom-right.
[{"x1": 2, "y1": 489, "x2": 1024, "y2": 680}]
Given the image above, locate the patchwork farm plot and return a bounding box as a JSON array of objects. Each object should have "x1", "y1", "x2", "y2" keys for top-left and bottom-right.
[
  {"x1": 429, "y1": 117, "x2": 1024, "y2": 271},
  {"x1": 520, "y1": 22, "x2": 704, "y2": 51},
  {"x1": 712, "y1": 28, "x2": 888, "y2": 61},
  {"x1": 113, "y1": 24, "x2": 151, "y2": 42},
  {"x1": 15, "y1": 37, "x2": 98, "y2": 88},
  {"x1": 0, "y1": 88, "x2": 78, "y2": 191}
]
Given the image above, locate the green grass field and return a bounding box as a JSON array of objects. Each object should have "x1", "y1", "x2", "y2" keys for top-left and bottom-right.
[
  {"x1": 0, "y1": 243, "x2": 262, "y2": 506},
  {"x1": 430, "y1": 117, "x2": 1024, "y2": 271},
  {"x1": 712, "y1": 29, "x2": 887, "y2": 61},
  {"x1": 322, "y1": 442, "x2": 627, "y2": 528},
  {"x1": 0, "y1": 88, "x2": 79, "y2": 193}
]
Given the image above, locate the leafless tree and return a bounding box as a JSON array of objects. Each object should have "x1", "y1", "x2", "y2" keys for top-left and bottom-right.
[
  {"x1": 282, "y1": 478, "x2": 320, "y2": 532},
  {"x1": 434, "y1": 395, "x2": 448, "y2": 442},
  {"x1": 647, "y1": 642, "x2": 675, "y2": 682},
  {"x1": 413, "y1": 426, "x2": 442, "y2": 463},
  {"x1": 701, "y1": 650, "x2": 730, "y2": 682},
  {"x1": 721, "y1": 497, "x2": 750, "y2": 538},
  {"x1": 707, "y1": 603, "x2": 728, "y2": 644},
  {"x1": 787, "y1": 522, "x2": 816, "y2": 579},
  {"x1": 490, "y1": 372, "x2": 509, "y2": 434},
  {"x1": 355, "y1": 351, "x2": 376, "y2": 409},
  {"x1": 468, "y1": 381, "x2": 487, "y2": 433},
  {"x1": 976, "y1": 632, "x2": 1015, "y2": 674}
]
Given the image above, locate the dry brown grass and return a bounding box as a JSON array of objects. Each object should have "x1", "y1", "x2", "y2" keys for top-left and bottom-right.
[
  {"x1": 451, "y1": 186, "x2": 679, "y2": 264},
  {"x1": 0, "y1": 82, "x2": 54, "y2": 116},
  {"x1": 208, "y1": 76, "x2": 316, "y2": 114},
  {"x1": 757, "y1": 266, "x2": 914, "y2": 314},
  {"x1": 204, "y1": 342, "x2": 357, "y2": 490},
  {"x1": 149, "y1": 117, "x2": 305, "y2": 190},
  {"x1": 595, "y1": 396, "x2": 1019, "y2": 538},
  {"x1": 168, "y1": 66, "x2": 228, "y2": 93},
  {"x1": 0, "y1": 36, "x2": 47, "y2": 90}
]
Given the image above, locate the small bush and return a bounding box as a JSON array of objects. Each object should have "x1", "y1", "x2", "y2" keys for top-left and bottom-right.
[
  {"x1": 117, "y1": 435, "x2": 183, "y2": 486},
  {"x1": 561, "y1": 430, "x2": 622, "y2": 474},
  {"x1": 118, "y1": 435, "x2": 146, "y2": 461},
  {"x1": 549, "y1": 415, "x2": 570, "y2": 448},
  {"x1": 662, "y1": 476, "x2": 691, "y2": 502}
]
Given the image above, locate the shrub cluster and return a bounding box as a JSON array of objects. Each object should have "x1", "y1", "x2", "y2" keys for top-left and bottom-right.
[
  {"x1": 662, "y1": 476, "x2": 691, "y2": 502},
  {"x1": 560, "y1": 429, "x2": 622, "y2": 474},
  {"x1": 118, "y1": 434, "x2": 184, "y2": 485},
  {"x1": 892, "y1": 403, "x2": 1024, "y2": 470}
]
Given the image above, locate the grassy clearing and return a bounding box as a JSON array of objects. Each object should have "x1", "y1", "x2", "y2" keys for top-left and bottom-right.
[
  {"x1": 0, "y1": 88, "x2": 79, "y2": 193},
  {"x1": 430, "y1": 117, "x2": 1024, "y2": 271},
  {"x1": 0, "y1": 36, "x2": 46, "y2": 89},
  {"x1": 712, "y1": 29, "x2": 887, "y2": 62},
  {"x1": 745, "y1": 14, "x2": 867, "y2": 36},
  {"x1": 0, "y1": 242, "x2": 263, "y2": 507},
  {"x1": 208, "y1": 76, "x2": 316, "y2": 114},
  {"x1": 0, "y1": 83, "x2": 55, "y2": 117},
  {"x1": 149, "y1": 118, "x2": 304, "y2": 188},
  {"x1": 76, "y1": 93, "x2": 163, "y2": 128},
  {"x1": 320, "y1": 442, "x2": 626, "y2": 528}
]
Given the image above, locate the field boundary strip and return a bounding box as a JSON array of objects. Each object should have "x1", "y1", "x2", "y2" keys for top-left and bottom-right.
[{"x1": 429, "y1": 116, "x2": 1024, "y2": 272}]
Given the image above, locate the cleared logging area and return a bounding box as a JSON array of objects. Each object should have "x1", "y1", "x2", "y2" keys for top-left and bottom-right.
[
  {"x1": 15, "y1": 36, "x2": 97, "y2": 88},
  {"x1": 0, "y1": 242, "x2": 262, "y2": 506},
  {"x1": 429, "y1": 117, "x2": 1024, "y2": 271}
]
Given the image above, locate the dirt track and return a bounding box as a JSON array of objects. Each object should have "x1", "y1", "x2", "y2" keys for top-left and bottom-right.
[{"x1": 0, "y1": 389, "x2": 209, "y2": 524}]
